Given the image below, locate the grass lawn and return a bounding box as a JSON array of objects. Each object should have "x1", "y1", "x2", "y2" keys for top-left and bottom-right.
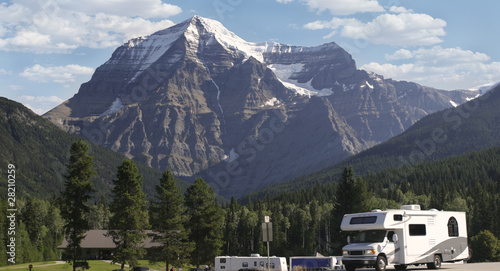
[{"x1": 0, "y1": 260, "x2": 193, "y2": 271}]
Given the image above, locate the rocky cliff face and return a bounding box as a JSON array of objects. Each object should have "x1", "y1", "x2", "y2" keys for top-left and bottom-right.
[{"x1": 44, "y1": 16, "x2": 478, "y2": 198}]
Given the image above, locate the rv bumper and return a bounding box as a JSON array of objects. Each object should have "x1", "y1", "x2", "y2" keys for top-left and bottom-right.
[{"x1": 342, "y1": 257, "x2": 377, "y2": 267}]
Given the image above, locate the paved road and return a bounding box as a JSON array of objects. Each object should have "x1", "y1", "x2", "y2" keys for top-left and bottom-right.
[{"x1": 360, "y1": 262, "x2": 500, "y2": 271}]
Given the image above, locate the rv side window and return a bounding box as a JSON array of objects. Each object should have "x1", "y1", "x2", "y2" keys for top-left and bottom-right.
[
  {"x1": 350, "y1": 216, "x2": 377, "y2": 224},
  {"x1": 220, "y1": 266, "x2": 225, "y2": 269},
  {"x1": 242, "y1": 262, "x2": 248, "y2": 268},
  {"x1": 393, "y1": 214, "x2": 403, "y2": 221},
  {"x1": 409, "y1": 224, "x2": 426, "y2": 236},
  {"x1": 448, "y1": 217, "x2": 459, "y2": 237},
  {"x1": 220, "y1": 258, "x2": 226, "y2": 263}
]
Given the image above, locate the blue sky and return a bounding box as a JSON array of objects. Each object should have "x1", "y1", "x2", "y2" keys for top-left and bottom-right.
[{"x1": 1, "y1": 0, "x2": 500, "y2": 114}]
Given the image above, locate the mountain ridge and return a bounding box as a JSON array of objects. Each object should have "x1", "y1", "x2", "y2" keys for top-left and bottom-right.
[
  {"x1": 43, "y1": 15, "x2": 480, "y2": 198},
  {"x1": 0, "y1": 97, "x2": 192, "y2": 200},
  {"x1": 247, "y1": 84, "x2": 500, "y2": 198}
]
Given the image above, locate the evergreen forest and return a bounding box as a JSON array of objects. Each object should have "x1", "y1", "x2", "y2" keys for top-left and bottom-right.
[{"x1": 2, "y1": 143, "x2": 500, "y2": 267}]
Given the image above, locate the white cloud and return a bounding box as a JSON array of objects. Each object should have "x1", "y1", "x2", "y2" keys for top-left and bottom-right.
[
  {"x1": 389, "y1": 6, "x2": 413, "y2": 13},
  {"x1": 17, "y1": 95, "x2": 66, "y2": 115},
  {"x1": 276, "y1": 0, "x2": 294, "y2": 3},
  {"x1": 0, "y1": 68, "x2": 10, "y2": 75},
  {"x1": 59, "y1": 0, "x2": 182, "y2": 19},
  {"x1": 0, "y1": 0, "x2": 181, "y2": 53},
  {"x1": 305, "y1": 12, "x2": 446, "y2": 46},
  {"x1": 302, "y1": 0, "x2": 385, "y2": 15},
  {"x1": 385, "y1": 46, "x2": 490, "y2": 65},
  {"x1": 20, "y1": 64, "x2": 94, "y2": 83},
  {"x1": 361, "y1": 46, "x2": 500, "y2": 90}
]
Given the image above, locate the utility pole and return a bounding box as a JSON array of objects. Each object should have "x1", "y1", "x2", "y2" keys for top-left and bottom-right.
[{"x1": 262, "y1": 216, "x2": 273, "y2": 271}]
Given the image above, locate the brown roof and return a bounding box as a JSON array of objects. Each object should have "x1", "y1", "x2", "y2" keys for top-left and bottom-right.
[{"x1": 58, "y1": 230, "x2": 159, "y2": 249}]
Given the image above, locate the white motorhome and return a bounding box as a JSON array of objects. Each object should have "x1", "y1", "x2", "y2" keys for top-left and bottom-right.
[
  {"x1": 341, "y1": 205, "x2": 469, "y2": 271},
  {"x1": 215, "y1": 254, "x2": 287, "y2": 271}
]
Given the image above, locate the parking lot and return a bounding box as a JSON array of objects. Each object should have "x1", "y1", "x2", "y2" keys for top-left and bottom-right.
[{"x1": 375, "y1": 262, "x2": 500, "y2": 271}]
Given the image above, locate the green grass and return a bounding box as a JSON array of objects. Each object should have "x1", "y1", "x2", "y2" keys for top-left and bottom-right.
[{"x1": 0, "y1": 261, "x2": 194, "y2": 271}]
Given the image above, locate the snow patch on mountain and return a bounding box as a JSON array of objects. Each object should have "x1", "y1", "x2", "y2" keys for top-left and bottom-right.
[
  {"x1": 100, "y1": 98, "x2": 124, "y2": 116},
  {"x1": 469, "y1": 81, "x2": 500, "y2": 95},
  {"x1": 261, "y1": 97, "x2": 281, "y2": 107},
  {"x1": 224, "y1": 148, "x2": 239, "y2": 163},
  {"x1": 190, "y1": 15, "x2": 270, "y2": 63},
  {"x1": 268, "y1": 63, "x2": 333, "y2": 97}
]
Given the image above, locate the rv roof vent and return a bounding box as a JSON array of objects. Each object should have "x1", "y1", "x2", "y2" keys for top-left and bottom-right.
[
  {"x1": 400, "y1": 205, "x2": 421, "y2": 210},
  {"x1": 429, "y1": 208, "x2": 439, "y2": 211},
  {"x1": 251, "y1": 254, "x2": 261, "y2": 257},
  {"x1": 371, "y1": 209, "x2": 382, "y2": 212}
]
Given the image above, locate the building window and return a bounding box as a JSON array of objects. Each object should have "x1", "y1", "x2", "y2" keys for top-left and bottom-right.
[
  {"x1": 448, "y1": 217, "x2": 459, "y2": 237},
  {"x1": 409, "y1": 224, "x2": 426, "y2": 236}
]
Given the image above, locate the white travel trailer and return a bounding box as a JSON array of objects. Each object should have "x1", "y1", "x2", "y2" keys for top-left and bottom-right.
[
  {"x1": 341, "y1": 205, "x2": 469, "y2": 271},
  {"x1": 215, "y1": 254, "x2": 287, "y2": 271}
]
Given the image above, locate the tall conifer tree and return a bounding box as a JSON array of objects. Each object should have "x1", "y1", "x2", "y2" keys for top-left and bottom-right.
[
  {"x1": 149, "y1": 170, "x2": 194, "y2": 270},
  {"x1": 108, "y1": 160, "x2": 149, "y2": 269},
  {"x1": 185, "y1": 178, "x2": 224, "y2": 267},
  {"x1": 60, "y1": 140, "x2": 95, "y2": 271}
]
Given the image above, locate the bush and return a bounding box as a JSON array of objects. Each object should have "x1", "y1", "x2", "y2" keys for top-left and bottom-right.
[{"x1": 469, "y1": 230, "x2": 500, "y2": 262}]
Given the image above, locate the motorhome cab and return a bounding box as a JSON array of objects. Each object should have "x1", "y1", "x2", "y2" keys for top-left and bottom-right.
[
  {"x1": 215, "y1": 254, "x2": 287, "y2": 271},
  {"x1": 341, "y1": 205, "x2": 469, "y2": 271}
]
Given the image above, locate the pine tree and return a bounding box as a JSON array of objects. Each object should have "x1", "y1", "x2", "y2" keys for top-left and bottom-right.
[
  {"x1": 330, "y1": 166, "x2": 369, "y2": 253},
  {"x1": 60, "y1": 140, "x2": 95, "y2": 271},
  {"x1": 149, "y1": 170, "x2": 194, "y2": 270},
  {"x1": 185, "y1": 178, "x2": 224, "y2": 267},
  {"x1": 108, "y1": 160, "x2": 149, "y2": 269}
]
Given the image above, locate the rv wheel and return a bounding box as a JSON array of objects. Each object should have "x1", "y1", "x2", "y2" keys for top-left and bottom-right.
[
  {"x1": 427, "y1": 254, "x2": 442, "y2": 269},
  {"x1": 375, "y1": 255, "x2": 387, "y2": 271},
  {"x1": 344, "y1": 265, "x2": 356, "y2": 271},
  {"x1": 394, "y1": 264, "x2": 407, "y2": 270}
]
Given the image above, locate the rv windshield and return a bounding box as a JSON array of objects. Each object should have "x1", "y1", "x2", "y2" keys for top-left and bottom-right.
[{"x1": 352, "y1": 230, "x2": 387, "y2": 243}]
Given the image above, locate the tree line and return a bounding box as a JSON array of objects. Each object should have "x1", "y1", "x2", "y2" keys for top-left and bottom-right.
[{"x1": 2, "y1": 142, "x2": 500, "y2": 267}]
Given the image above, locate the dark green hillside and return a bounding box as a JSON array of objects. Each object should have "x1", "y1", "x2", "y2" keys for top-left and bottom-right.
[
  {"x1": 249, "y1": 85, "x2": 500, "y2": 198},
  {"x1": 0, "y1": 97, "x2": 190, "y2": 200}
]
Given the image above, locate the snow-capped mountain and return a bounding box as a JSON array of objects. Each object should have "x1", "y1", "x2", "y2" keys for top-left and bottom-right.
[{"x1": 44, "y1": 16, "x2": 478, "y2": 198}]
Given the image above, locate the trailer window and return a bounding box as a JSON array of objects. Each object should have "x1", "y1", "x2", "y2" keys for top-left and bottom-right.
[
  {"x1": 220, "y1": 258, "x2": 226, "y2": 263},
  {"x1": 393, "y1": 214, "x2": 403, "y2": 221},
  {"x1": 350, "y1": 216, "x2": 377, "y2": 224},
  {"x1": 448, "y1": 217, "x2": 459, "y2": 237},
  {"x1": 409, "y1": 224, "x2": 426, "y2": 236},
  {"x1": 242, "y1": 262, "x2": 248, "y2": 268}
]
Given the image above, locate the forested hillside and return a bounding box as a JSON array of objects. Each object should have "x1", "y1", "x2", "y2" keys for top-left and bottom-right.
[
  {"x1": 0, "y1": 97, "x2": 191, "y2": 200},
  {"x1": 251, "y1": 85, "x2": 500, "y2": 198},
  {"x1": 235, "y1": 147, "x2": 500, "y2": 260}
]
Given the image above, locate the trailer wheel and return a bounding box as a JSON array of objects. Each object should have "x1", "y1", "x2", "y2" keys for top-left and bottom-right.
[
  {"x1": 394, "y1": 264, "x2": 407, "y2": 270},
  {"x1": 374, "y1": 255, "x2": 387, "y2": 271},
  {"x1": 427, "y1": 254, "x2": 442, "y2": 269},
  {"x1": 344, "y1": 265, "x2": 356, "y2": 271}
]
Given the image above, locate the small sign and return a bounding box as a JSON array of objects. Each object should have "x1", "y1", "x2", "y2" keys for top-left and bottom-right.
[
  {"x1": 265, "y1": 216, "x2": 270, "y2": 223},
  {"x1": 262, "y1": 222, "x2": 273, "y2": 242}
]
